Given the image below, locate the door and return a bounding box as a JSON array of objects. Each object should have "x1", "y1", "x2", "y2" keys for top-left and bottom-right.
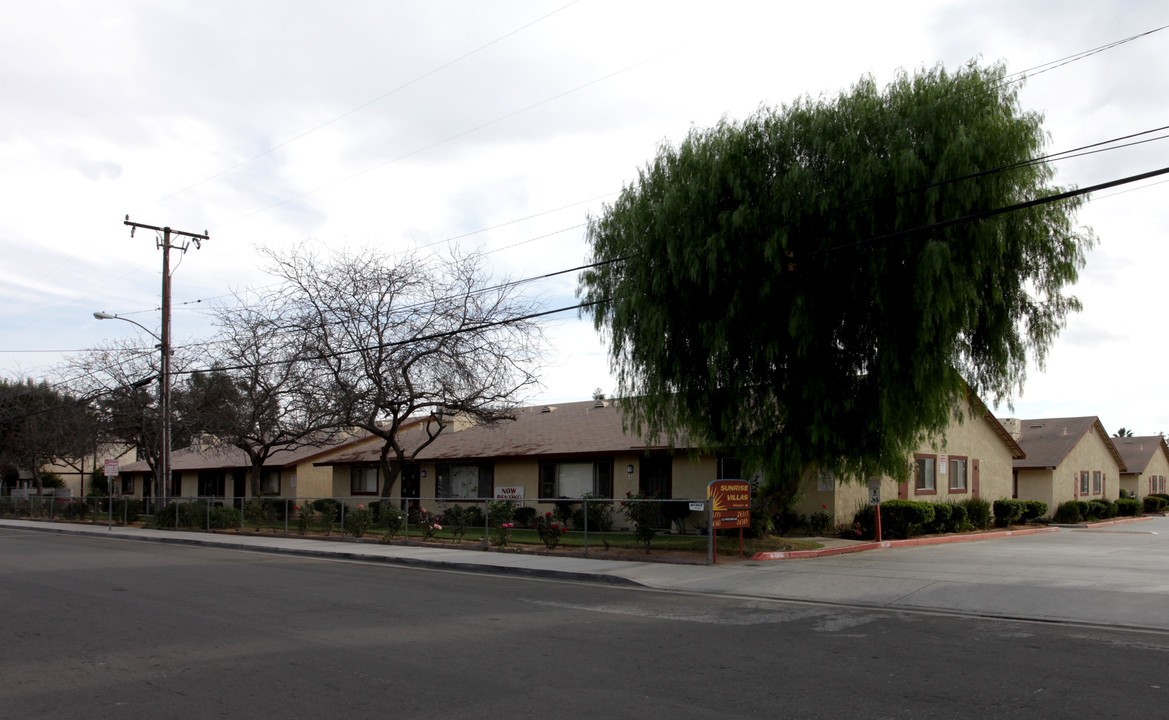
[
  {"x1": 639, "y1": 455, "x2": 672, "y2": 528},
  {"x1": 400, "y1": 464, "x2": 420, "y2": 511},
  {"x1": 232, "y1": 470, "x2": 247, "y2": 507}
]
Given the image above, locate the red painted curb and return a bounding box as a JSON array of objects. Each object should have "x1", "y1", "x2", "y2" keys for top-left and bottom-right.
[{"x1": 751, "y1": 526, "x2": 1060, "y2": 561}]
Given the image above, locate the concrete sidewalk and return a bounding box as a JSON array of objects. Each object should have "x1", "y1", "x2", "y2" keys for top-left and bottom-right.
[{"x1": 4, "y1": 516, "x2": 1168, "y2": 632}]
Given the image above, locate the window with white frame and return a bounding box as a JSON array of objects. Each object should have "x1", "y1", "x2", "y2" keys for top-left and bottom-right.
[
  {"x1": 540, "y1": 460, "x2": 612, "y2": 499},
  {"x1": 436, "y1": 463, "x2": 493, "y2": 499},
  {"x1": 350, "y1": 466, "x2": 377, "y2": 495},
  {"x1": 1079, "y1": 471, "x2": 1090, "y2": 495},
  {"x1": 1092, "y1": 471, "x2": 1102, "y2": 494},
  {"x1": 948, "y1": 457, "x2": 967, "y2": 492},
  {"x1": 915, "y1": 456, "x2": 936, "y2": 493}
]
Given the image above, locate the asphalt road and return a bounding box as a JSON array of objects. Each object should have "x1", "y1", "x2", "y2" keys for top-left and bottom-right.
[{"x1": 3, "y1": 529, "x2": 1167, "y2": 719}]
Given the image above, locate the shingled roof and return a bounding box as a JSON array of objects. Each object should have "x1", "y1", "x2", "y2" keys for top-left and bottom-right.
[
  {"x1": 1112, "y1": 435, "x2": 1169, "y2": 475},
  {"x1": 318, "y1": 399, "x2": 681, "y2": 466},
  {"x1": 1012, "y1": 416, "x2": 1126, "y2": 471}
]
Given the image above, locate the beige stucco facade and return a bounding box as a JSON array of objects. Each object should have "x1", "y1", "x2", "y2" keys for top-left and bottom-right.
[
  {"x1": 795, "y1": 402, "x2": 1021, "y2": 526},
  {"x1": 1014, "y1": 426, "x2": 1122, "y2": 508}
]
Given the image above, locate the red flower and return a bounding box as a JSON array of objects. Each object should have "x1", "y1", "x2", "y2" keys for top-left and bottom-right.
[{"x1": 545, "y1": 511, "x2": 552, "y2": 517}]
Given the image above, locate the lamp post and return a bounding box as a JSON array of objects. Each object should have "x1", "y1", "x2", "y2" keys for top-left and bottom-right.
[{"x1": 93, "y1": 311, "x2": 169, "y2": 505}]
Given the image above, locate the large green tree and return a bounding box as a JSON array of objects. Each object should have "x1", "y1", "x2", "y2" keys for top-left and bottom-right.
[{"x1": 579, "y1": 61, "x2": 1093, "y2": 491}]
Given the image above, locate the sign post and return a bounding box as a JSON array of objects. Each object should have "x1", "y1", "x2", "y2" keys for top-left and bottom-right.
[
  {"x1": 104, "y1": 459, "x2": 119, "y2": 531},
  {"x1": 708, "y1": 480, "x2": 751, "y2": 562},
  {"x1": 867, "y1": 479, "x2": 882, "y2": 542}
]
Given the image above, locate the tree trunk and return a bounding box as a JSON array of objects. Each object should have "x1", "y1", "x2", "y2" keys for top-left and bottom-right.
[{"x1": 378, "y1": 443, "x2": 403, "y2": 499}]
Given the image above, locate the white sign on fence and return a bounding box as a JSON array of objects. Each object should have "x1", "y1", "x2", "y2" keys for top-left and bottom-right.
[{"x1": 495, "y1": 486, "x2": 524, "y2": 502}]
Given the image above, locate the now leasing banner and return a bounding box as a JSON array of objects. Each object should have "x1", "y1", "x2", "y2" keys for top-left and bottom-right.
[{"x1": 708, "y1": 479, "x2": 751, "y2": 529}]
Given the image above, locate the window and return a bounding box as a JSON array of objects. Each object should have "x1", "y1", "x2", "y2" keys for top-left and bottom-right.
[
  {"x1": 717, "y1": 457, "x2": 743, "y2": 480},
  {"x1": 350, "y1": 467, "x2": 377, "y2": 495},
  {"x1": 1092, "y1": 471, "x2": 1102, "y2": 494},
  {"x1": 437, "y1": 463, "x2": 493, "y2": 499},
  {"x1": 121, "y1": 475, "x2": 134, "y2": 494},
  {"x1": 948, "y1": 458, "x2": 967, "y2": 492},
  {"x1": 1080, "y1": 471, "x2": 1090, "y2": 495},
  {"x1": 915, "y1": 456, "x2": 936, "y2": 493},
  {"x1": 540, "y1": 461, "x2": 612, "y2": 499},
  {"x1": 260, "y1": 469, "x2": 281, "y2": 496},
  {"x1": 198, "y1": 470, "x2": 226, "y2": 497}
]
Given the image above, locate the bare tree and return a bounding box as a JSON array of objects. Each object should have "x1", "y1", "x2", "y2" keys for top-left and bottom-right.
[
  {"x1": 266, "y1": 245, "x2": 544, "y2": 498},
  {"x1": 174, "y1": 292, "x2": 339, "y2": 498},
  {"x1": 60, "y1": 340, "x2": 174, "y2": 498}
]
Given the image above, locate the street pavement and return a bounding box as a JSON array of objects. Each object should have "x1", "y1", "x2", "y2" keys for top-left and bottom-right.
[{"x1": 4, "y1": 515, "x2": 1168, "y2": 631}]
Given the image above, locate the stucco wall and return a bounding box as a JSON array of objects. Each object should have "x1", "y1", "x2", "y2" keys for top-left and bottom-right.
[{"x1": 796, "y1": 404, "x2": 1018, "y2": 525}]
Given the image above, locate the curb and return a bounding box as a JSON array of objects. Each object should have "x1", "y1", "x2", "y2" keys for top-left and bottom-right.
[
  {"x1": 751, "y1": 526, "x2": 1060, "y2": 561},
  {"x1": 0, "y1": 520, "x2": 644, "y2": 588}
]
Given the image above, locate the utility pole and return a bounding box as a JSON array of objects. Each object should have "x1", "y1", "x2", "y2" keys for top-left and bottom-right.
[{"x1": 123, "y1": 216, "x2": 208, "y2": 504}]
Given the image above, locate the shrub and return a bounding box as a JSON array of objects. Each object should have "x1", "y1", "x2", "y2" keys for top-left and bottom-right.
[
  {"x1": 570, "y1": 494, "x2": 615, "y2": 532},
  {"x1": 960, "y1": 497, "x2": 992, "y2": 530},
  {"x1": 532, "y1": 511, "x2": 568, "y2": 549},
  {"x1": 1021, "y1": 500, "x2": 1048, "y2": 522},
  {"x1": 551, "y1": 498, "x2": 577, "y2": 526},
  {"x1": 1087, "y1": 500, "x2": 1109, "y2": 521},
  {"x1": 441, "y1": 504, "x2": 469, "y2": 543},
  {"x1": 244, "y1": 499, "x2": 272, "y2": 530},
  {"x1": 343, "y1": 505, "x2": 373, "y2": 538},
  {"x1": 319, "y1": 503, "x2": 338, "y2": 536},
  {"x1": 1116, "y1": 497, "x2": 1141, "y2": 516},
  {"x1": 1052, "y1": 501, "x2": 1082, "y2": 524},
  {"x1": 993, "y1": 499, "x2": 1025, "y2": 527},
  {"x1": 1151, "y1": 493, "x2": 1169, "y2": 504},
  {"x1": 487, "y1": 500, "x2": 516, "y2": 527},
  {"x1": 513, "y1": 506, "x2": 538, "y2": 527},
  {"x1": 851, "y1": 505, "x2": 876, "y2": 539},
  {"x1": 620, "y1": 491, "x2": 660, "y2": 553},
  {"x1": 945, "y1": 503, "x2": 968, "y2": 533},
  {"x1": 311, "y1": 498, "x2": 340, "y2": 516},
  {"x1": 1142, "y1": 495, "x2": 1166, "y2": 513},
  {"x1": 878, "y1": 500, "x2": 935, "y2": 539},
  {"x1": 1097, "y1": 498, "x2": 1117, "y2": 519},
  {"x1": 804, "y1": 505, "x2": 832, "y2": 536},
  {"x1": 928, "y1": 503, "x2": 953, "y2": 534},
  {"x1": 208, "y1": 505, "x2": 241, "y2": 529},
  {"x1": 772, "y1": 509, "x2": 802, "y2": 536},
  {"x1": 660, "y1": 500, "x2": 693, "y2": 534},
  {"x1": 464, "y1": 503, "x2": 485, "y2": 527},
  {"x1": 121, "y1": 498, "x2": 143, "y2": 524},
  {"x1": 295, "y1": 504, "x2": 314, "y2": 535}
]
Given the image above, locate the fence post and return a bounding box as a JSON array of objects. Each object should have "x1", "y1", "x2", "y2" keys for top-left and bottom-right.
[
  {"x1": 483, "y1": 498, "x2": 490, "y2": 548},
  {"x1": 707, "y1": 499, "x2": 714, "y2": 564},
  {"x1": 583, "y1": 496, "x2": 589, "y2": 556},
  {"x1": 284, "y1": 499, "x2": 289, "y2": 536}
]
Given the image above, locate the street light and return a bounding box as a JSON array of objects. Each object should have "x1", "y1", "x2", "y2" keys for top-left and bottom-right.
[
  {"x1": 93, "y1": 310, "x2": 170, "y2": 504},
  {"x1": 93, "y1": 312, "x2": 161, "y2": 341}
]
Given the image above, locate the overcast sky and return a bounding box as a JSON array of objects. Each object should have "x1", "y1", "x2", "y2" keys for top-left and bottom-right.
[{"x1": 2, "y1": 1, "x2": 1167, "y2": 434}]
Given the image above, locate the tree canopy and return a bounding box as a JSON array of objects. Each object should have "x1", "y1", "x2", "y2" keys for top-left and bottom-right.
[{"x1": 579, "y1": 61, "x2": 1094, "y2": 489}]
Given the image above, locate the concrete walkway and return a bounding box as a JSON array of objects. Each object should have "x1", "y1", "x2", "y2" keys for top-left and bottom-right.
[{"x1": 4, "y1": 516, "x2": 1168, "y2": 631}]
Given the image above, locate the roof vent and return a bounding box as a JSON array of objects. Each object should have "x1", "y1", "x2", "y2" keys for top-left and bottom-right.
[
  {"x1": 594, "y1": 399, "x2": 607, "y2": 408},
  {"x1": 541, "y1": 405, "x2": 556, "y2": 413},
  {"x1": 1029, "y1": 423, "x2": 1044, "y2": 428}
]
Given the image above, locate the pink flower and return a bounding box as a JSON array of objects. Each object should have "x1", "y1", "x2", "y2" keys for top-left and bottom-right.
[
  {"x1": 434, "y1": 524, "x2": 442, "y2": 530},
  {"x1": 358, "y1": 504, "x2": 364, "y2": 509}
]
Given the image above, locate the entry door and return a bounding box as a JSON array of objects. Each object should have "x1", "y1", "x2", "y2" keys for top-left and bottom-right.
[
  {"x1": 400, "y1": 464, "x2": 420, "y2": 510},
  {"x1": 639, "y1": 455, "x2": 671, "y2": 497},
  {"x1": 232, "y1": 470, "x2": 247, "y2": 505}
]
